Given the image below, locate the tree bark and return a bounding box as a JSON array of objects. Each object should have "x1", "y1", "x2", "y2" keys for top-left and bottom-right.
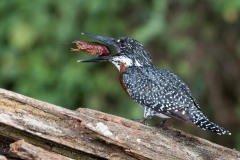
[
  {"x1": 0, "y1": 88, "x2": 239, "y2": 160},
  {"x1": 10, "y1": 140, "x2": 73, "y2": 160}
]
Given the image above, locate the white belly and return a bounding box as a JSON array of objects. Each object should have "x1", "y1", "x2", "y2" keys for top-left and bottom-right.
[
  {"x1": 155, "y1": 113, "x2": 170, "y2": 118},
  {"x1": 144, "y1": 107, "x2": 170, "y2": 119}
]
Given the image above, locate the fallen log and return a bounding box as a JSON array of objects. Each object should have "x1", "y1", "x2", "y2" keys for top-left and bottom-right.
[
  {"x1": 10, "y1": 139, "x2": 73, "y2": 160},
  {"x1": 0, "y1": 88, "x2": 239, "y2": 159}
]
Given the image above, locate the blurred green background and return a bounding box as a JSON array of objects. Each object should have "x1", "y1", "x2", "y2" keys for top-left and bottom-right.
[{"x1": 0, "y1": 0, "x2": 239, "y2": 150}]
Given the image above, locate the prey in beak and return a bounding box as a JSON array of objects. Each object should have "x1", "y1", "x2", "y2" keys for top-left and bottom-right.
[{"x1": 76, "y1": 33, "x2": 118, "y2": 63}]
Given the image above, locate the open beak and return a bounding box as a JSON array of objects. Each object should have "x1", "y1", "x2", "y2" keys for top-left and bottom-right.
[
  {"x1": 78, "y1": 33, "x2": 117, "y2": 63},
  {"x1": 77, "y1": 55, "x2": 113, "y2": 62}
]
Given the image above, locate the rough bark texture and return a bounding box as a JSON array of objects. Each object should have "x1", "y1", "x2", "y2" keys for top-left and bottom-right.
[
  {"x1": 0, "y1": 155, "x2": 7, "y2": 160},
  {"x1": 10, "y1": 140, "x2": 73, "y2": 160},
  {"x1": 0, "y1": 88, "x2": 239, "y2": 160}
]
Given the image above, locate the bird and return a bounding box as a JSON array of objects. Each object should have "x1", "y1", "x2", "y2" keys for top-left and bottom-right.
[{"x1": 78, "y1": 33, "x2": 231, "y2": 135}]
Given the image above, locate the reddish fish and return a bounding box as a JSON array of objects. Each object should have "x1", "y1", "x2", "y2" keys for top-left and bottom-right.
[{"x1": 71, "y1": 40, "x2": 110, "y2": 56}]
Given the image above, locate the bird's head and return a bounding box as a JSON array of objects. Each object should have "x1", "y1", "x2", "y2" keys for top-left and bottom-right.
[{"x1": 79, "y1": 33, "x2": 153, "y2": 70}]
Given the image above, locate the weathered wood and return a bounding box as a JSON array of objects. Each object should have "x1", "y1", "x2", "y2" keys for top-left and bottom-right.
[
  {"x1": 10, "y1": 140, "x2": 73, "y2": 160},
  {"x1": 0, "y1": 88, "x2": 239, "y2": 160},
  {"x1": 0, "y1": 155, "x2": 7, "y2": 160}
]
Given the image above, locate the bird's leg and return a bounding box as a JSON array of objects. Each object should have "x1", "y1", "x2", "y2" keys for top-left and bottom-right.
[
  {"x1": 159, "y1": 119, "x2": 167, "y2": 126},
  {"x1": 132, "y1": 107, "x2": 155, "y2": 125},
  {"x1": 132, "y1": 118, "x2": 148, "y2": 125},
  {"x1": 155, "y1": 119, "x2": 167, "y2": 128}
]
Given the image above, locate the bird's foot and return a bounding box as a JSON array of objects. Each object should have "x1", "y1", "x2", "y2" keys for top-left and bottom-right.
[
  {"x1": 132, "y1": 118, "x2": 148, "y2": 125},
  {"x1": 154, "y1": 119, "x2": 167, "y2": 128}
]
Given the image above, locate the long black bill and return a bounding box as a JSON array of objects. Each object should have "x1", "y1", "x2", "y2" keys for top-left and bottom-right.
[
  {"x1": 78, "y1": 33, "x2": 117, "y2": 62},
  {"x1": 77, "y1": 55, "x2": 112, "y2": 62},
  {"x1": 81, "y1": 33, "x2": 117, "y2": 47}
]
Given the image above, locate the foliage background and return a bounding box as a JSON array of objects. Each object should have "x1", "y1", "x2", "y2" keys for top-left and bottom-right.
[{"x1": 0, "y1": 0, "x2": 239, "y2": 150}]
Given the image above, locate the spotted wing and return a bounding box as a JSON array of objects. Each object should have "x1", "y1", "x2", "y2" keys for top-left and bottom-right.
[{"x1": 122, "y1": 66, "x2": 199, "y2": 121}]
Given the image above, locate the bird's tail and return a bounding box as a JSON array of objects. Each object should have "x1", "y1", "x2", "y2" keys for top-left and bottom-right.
[{"x1": 190, "y1": 109, "x2": 231, "y2": 135}]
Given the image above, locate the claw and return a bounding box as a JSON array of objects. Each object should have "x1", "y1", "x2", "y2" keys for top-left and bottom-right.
[
  {"x1": 155, "y1": 119, "x2": 167, "y2": 128},
  {"x1": 132, "y1": 118, "x2": 148, "y2": 125}
]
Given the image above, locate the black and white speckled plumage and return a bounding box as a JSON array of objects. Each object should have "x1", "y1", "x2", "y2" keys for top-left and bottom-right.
[
  {"x1": 121, "y1": 66, "x2": 230, "y2": 135},
  {"x1": 79, "y1": 33, "x2": 231, "y2": 135},
  {"x1": 122, "y1": 66, "x2": 195, "y2": 119}
]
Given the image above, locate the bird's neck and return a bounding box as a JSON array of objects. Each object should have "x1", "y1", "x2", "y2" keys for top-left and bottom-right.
[
  {"x1": 120, "y1": 62, "x2": 127, "y2": 73},
  {"x1": 110, "y1": 59, "x2": 143, "y2": 71}
]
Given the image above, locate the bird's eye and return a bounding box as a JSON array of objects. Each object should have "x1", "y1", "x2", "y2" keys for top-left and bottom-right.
[{"x1": 117, "y1": 39, "x2": 127, "y2": 48}]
